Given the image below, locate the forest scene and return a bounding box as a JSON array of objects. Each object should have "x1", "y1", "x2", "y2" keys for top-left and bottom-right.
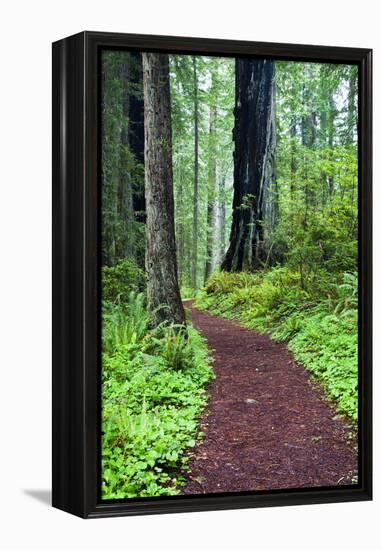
[{"x1": 101, "y1": 49, "x2": 358, "y2": 500}]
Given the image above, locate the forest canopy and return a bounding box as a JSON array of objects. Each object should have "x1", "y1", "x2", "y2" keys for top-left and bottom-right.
[{"x1": 101, "y1": 52, "x2": 358, "y2": 293}]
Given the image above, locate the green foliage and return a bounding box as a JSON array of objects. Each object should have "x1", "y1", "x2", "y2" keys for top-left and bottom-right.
[
  {"x1": 102, "y1": 294, "x2": 214, "y2": 499},
  {"x1": 180, "y1": 287, "x2": 197, "y2": 300},
  {"x1": 151, "y1": 325, "x2": 194, "y2": 372},
  {"x1": 102, "y1": 258, "x2": 145, "y2": 304},
  {"x1": 101, "y1": 51, "x2": 145, "y2": 267},
  {"x1": 100, "y1": 54, "x2": 359, "y2": 500},
  {"x1": 102, "y1": 291, "x2": 148, "y2": 355},
  {"x1": 169, "y1": 57, "x2": 358, "y2": 290},
  {"x1": 196, "y1": 268, "x2": 358, "y2": 420},
  {"x1": 170, "y1": 55, "x2": 235, "y2": 289}
]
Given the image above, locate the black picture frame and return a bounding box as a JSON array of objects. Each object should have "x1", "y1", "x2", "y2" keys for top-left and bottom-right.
[{"x1": 52, "y1": 31, "x2": 372, "y2": 519}]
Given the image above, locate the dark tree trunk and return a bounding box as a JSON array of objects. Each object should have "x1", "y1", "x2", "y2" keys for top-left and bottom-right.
[
  {"x1": 222, "y1": 58, "x2": 275, "y2": 272},
  {"x1": 290, "y1": 117, "x2": 297, "y2": 197},
  {"x1": 191, "y1": 58, "x2": 199, "y2": 290},
  {"x1": 128, "y1": 52, "x2": 146, "y2": 223},
  {"x1": 302, "y1": 111, "x2": 317, "y2": 148},
  {"x1": 142, "y1": 53, "x2": 185, "y2": 327},
  {"x1": 115, "y1": 59, "x2": 135, "y2": 261},
  {"x1": 101, "y1": 53, "x2": 121, "y2": 266}
]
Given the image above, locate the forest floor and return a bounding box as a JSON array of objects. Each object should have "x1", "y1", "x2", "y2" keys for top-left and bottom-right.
[{"x1": 180, "y1": 301, "x2": 358, "y2": 494}]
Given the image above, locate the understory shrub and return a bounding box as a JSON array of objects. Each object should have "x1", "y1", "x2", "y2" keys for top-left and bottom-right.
[
  {"x1": 102, "y1": 258, "x2": 146, "y2": 304},
  {"x1": 102, "y1": 293, "x2": 214, "y2": 499},
  {"x1": 196, "y1": 268, "x2": 358, "y2": 420}
]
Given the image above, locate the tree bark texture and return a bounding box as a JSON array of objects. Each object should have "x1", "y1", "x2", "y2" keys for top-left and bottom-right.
[
  {"x1": 346, "y1": 70, "x2": 357, "y2": 146},
  {"x1": 327, "y1": 94, "x2": 336, "y2": 195},
  {"x1": 129, "y1": 52, "x2": 146, "y2": 223},
  {"x1": 290, "y1": 117, "x2": 297, "y2": 197},
  {"x1": 191, "y1": 57, "x2": 199, "y2": 289},
  {"x1": 142, "y1": 53, "x2": 185, "y2": 327},
  {"x1": 205, "y1": 103, "x2": 218, "y2": 281},
  {"x1": 219, "y1": 175, "x2": 226, "y2": 260},
  {"x1": 175, "y1": 152, "x2": 185, "y2": 285},
  {"x1": 116, "y1": 59, "x2": 135, "y2": 260},
  {"x1": 222, "y1": 58, "x2": 276, "y2": 272}
]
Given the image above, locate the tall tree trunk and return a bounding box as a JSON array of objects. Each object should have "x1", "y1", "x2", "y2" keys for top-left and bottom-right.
[
  {"x1": 191, "y1": 58, "x2": 199, "y2": 290},
  {"x1": 175, "y1": 152, "x2": 185, "y2": 286},
  {"x1": 129, "y1": 52, "x2": 146, "y2": 224},
  {"x1": 142, "y1": 53, "x2": 185, "y2": 327},
  {"x1": 262, "y1": 88, "x2": 278, "y2": 233},
  {"x1": 204, "y1": 202, "x2": 213, "y2": 280},
  {"x1": 301, "y1": 65, "x2": 317, "y2": 148},
  {"x1": 219, "y1": 175, "x2": 226, "y2": 261},
  {"x1": 211, "y1": 181, "x2": 221, "y2": 271},
  {"x1": 290, "y1": 117, "x2": 297, "y2": 197},
  {"x1": 301, "y1": 68, "x2": 317, "y2": 219},
  {"x1": 101, "y1": 53, "x2": 123, "y2": 266},
  {"x1": 205, "y1": 103, "x2": 218, "y2": 281},
  {"x1": 115, "y1": 58, "x2": 135, "y2": 261},
  {"x1": 301, "y1": 74, "x2": 317, "y2": 149},
  {"x1": 222, "y1": 58, "x2": 275, "y2": 272},
  {"x1": 346, "y1": 69, "x2": 357, "y2": 146},
  {"x1": 328, "y1": 94, "x2": 335, "y2": 195}
]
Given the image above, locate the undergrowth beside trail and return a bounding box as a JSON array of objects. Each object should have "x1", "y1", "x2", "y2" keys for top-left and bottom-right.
[
  {"x1": 102, "y1": 289, "x2": 214, "y2": 499},
  {"x1": 195, "y1": 268, "x2": 358, "y2": 421}
]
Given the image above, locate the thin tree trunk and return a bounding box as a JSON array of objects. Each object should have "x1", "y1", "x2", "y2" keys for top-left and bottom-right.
[
  {"x1": 290, "y1": 117, "x2": 297, "y2": 197},
  {"x1": 142, "y1": 53, "x2": 185, "y2": 327},
  {"x1": 219, "y1": 175, "x2": 226, "y2": 261},
  {"x1": 101, "y1": 53, "x2": 122, "y2": 266},
  {"x1": 175, "y1": 152, "x2": 184, "y2": 286},
  {"x1": 211, "y1": 183, "x2": 220, "y2": 272},
  {"x1": 205, "y1": 103, "x2": 218, "y2": 281},
  {"x1": 116, "y1": 58, "x2": 135, "y2": 261},
  {"x1": 346, "y1": 69, "x2": 357, "y2": 146},
  {"x1": 191, "y1": 57, "x2": 199, "y2": 290},
  {"x1": 301, "y1": 68, "x2": 317, "y2": 218},
  {"x1": 204, "y1": 201, "x2": 213, "y2": 280},
  {"x1": 222, "y1": 58, "x2": 275, "y2": 272},
  {"x1": 328, "y1": 94, "x2": 335, "y2": 195},
  {"x1": 129, "y1": 52, "x2": 146, "y2": 224},
  {"x1": 263, "y1": 85, "x2": 277, "y2": 233},
  {"x1": 301, "y1": 72, "x2": 317, "y2": 149}
]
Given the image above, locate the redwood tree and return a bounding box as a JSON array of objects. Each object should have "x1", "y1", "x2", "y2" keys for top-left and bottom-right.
[
  {"x1": 142, "y1": 53, "x2": 185, "y2": 327},
  {"x1": 129, "y1": 52, "x2": 146, "y2": 224},
  {"x1": 222, "y1": 58, "x2": 276, "y2": 272}
]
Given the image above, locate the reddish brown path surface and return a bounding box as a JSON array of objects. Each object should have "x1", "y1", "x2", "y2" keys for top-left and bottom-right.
[{"x1": 181, "y1": 302, "x2": 357, "y2": 494}]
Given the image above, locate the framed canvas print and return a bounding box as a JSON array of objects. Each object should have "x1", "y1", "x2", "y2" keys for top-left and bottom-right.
[{"x1": 52, "y1": 31, "x2": 372, "y2": 518}]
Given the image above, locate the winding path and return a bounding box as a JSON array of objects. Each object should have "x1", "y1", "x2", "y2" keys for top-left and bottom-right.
[{"x1": 181, "y1": 302, "x2": 357, "y2": 494}]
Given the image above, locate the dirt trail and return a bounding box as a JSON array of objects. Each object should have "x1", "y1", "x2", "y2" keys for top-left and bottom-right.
[{"x1": 181, "y1": 302, "x2": 357, "y2": 494}]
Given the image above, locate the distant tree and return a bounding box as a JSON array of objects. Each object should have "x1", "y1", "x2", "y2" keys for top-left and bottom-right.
[
  {"x1": 128, "y1": 52, "x2": 146, "y2": 225},
  {"x1": 204, "y1": 82, "x2": 218, "y2": 281},
  {"x1": 101, "y1": 51, "x2": 145, "y2": 267},
  {"x1": 191, "y1": 57, "x2": 199, "y2": 290}
]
